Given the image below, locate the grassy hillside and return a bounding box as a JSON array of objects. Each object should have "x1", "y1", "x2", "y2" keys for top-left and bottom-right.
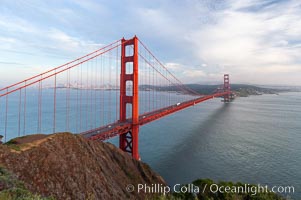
[{"x1": 0, "y1": 166, "x2": 53, "y2": 200}]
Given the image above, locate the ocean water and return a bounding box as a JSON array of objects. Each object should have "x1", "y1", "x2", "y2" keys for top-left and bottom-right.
[{"x1": 120, "y1": 92, "x2": 301, "y2": 199}]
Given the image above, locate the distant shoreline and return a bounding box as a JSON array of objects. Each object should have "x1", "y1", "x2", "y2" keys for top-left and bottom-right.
[{"x1": 18, "y1": 84, "x2": 299, "y2": 98}]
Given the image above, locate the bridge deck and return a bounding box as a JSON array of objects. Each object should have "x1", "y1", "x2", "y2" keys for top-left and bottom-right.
[{"x1": 81, "y1": 91, "x2": 231, "y2": 141}]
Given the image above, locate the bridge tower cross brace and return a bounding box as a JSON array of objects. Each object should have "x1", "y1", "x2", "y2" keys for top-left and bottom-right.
[{"x1": 119, "y1": 36, "x2": 140, "y2": 160}]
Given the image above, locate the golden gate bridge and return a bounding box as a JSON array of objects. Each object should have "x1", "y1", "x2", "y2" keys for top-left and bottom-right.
[{"x1": 0, "y1": 36, "x2": 233, "y2": 160}]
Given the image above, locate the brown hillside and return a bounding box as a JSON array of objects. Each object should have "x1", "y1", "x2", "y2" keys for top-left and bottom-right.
[{"x1": 0, "y1": 133, "x2": 165, "y2": 200}]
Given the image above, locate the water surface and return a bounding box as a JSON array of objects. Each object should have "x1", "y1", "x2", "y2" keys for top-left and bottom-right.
[{"x1": 119, "y1": 92, "x2": 301, "y2": 198}]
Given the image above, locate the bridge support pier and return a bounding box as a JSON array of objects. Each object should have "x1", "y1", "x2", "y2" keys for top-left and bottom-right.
[{"x1": 119, "y1": 36, "x2": 140, "y2": 160}]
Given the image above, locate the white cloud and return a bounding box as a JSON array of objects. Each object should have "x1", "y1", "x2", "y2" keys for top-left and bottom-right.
[
  {"x1": 0, "y1": 14, "x2": 103, "y2": 56},
  {"x1": 184, "y1": 0, "x2": 301, "y2": 85},
  {"x1": 47, "y1": 28, "x2": 102, "y2": 53},
  {"x1": 165, "y1": 63, "x2": 182, "y2": 70},
  {"x1": 164, "y1": 62, "x2": 208, "y2": 83},
  {"x1": 0, "y1": 12, "x2": 104, "y2": 84},
  {"x1": 0, "y1": 15, "x2": 38, "y2": 34},
  {"x1": 183, "y1": 70, "x2": 206, "y2": 78},
  {"x1": 72, "y1": 0, "x2": 107, "y2": 13}
]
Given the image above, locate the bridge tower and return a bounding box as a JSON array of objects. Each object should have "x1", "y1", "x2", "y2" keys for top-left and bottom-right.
[
  {"x1": 223, "y1": 74, "x2": 230, "y2": 102},
  {"x1": 119, "y1": 36, "x2": 140, "y2": 160}
]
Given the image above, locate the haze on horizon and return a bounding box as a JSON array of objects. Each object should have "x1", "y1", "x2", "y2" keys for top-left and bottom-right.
[{"x1": 0, "y1": 0, "x2": 300, "y2": 86}]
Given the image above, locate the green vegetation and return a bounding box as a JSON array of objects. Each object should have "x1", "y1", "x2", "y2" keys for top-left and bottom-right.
[
  {"x1": 154, "y1": 179, "x2": 286, "y2": 200},
  {"x1": 0, "y1": 166, "x2": 54, "y2": 200},
  {"x1": 4, "y1": 139, "x2": 22, "y2": 151}
]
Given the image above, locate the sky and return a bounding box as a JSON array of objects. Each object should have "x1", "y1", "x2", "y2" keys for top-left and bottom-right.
[{"x1": 0, "y1": 0, "x2": 301, "y2": 86}]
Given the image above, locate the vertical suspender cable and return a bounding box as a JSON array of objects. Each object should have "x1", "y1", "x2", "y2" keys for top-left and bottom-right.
[
  {"x1": 94, "y1": 52, "x2": 97, "y2": 129},
  {"x1": 109, "y1": 45, "x2": 112, "y2": 123},
  {"x1": 40, "y1": 77, "x2": 43, "y2": 132},
  {"x1": 116, "y1": 45, "x2": 119, "y2": 121},
  {"x1": 102, "y1": 54, "x2": 104, "y2": 126},
  {"x1": 53, "y1": 73, "x2": 57, "y2": 133},
  {"x1": 86, "y1": 62, "x2": 89, "y2": 130},
  {"x1": 23, "y1": 82, "x2": 27, "y2": 136},
  {"x1": 148, "y1": 51, "x2": 150, "y2": 112},
  {"x1": 90, "y1": 59, "x2": 93, "y2": 129},
  {"x1": 5, "y1": 89, "x2": 8, "y2": 142},
  {"x1": 18, "y1": 89, "x2": 21, "y2": 137},
  {"x1": 38, "y1": 77, "x2": 42, "y2": 133},
  {"x1": 76, "y1": 65, "x2": 79, "y2": 133},
  {"x1": 80, "y1": 63, "x2": 83, "y2": 132}
]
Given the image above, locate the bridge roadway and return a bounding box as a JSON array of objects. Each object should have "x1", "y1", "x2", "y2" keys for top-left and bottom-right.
[{"x1": 81, "y1": 91, "x2": 231, "y2": 141}]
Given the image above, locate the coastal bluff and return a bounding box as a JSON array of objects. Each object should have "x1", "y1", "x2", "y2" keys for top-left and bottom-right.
[{"x1": 0, "y1": 133, "x2": 165, "y2": 200}]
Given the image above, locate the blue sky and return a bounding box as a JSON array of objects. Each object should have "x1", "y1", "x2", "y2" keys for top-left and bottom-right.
[{"x1": 0, "y1": 0, "x2": 301, "y2": 85}]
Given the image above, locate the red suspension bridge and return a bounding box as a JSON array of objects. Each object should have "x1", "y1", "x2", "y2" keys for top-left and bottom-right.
[{"x1": 0, "y1": 36, "x2": 233, "y2": 160}]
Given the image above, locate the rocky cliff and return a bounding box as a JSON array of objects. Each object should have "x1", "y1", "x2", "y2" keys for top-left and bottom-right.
[{"x1": 0, "y1": 133, "x2": 165, "y2": 200}]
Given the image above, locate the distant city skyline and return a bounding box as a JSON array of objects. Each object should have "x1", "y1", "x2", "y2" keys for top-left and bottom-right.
[{"x1": 0, "y1": 0, "x2": 301, "y2": 86}]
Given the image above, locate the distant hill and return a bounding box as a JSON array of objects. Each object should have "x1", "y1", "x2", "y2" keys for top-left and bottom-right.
[{"x1": 140, "y1": 84, "x2": 293, "y2": 97}]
